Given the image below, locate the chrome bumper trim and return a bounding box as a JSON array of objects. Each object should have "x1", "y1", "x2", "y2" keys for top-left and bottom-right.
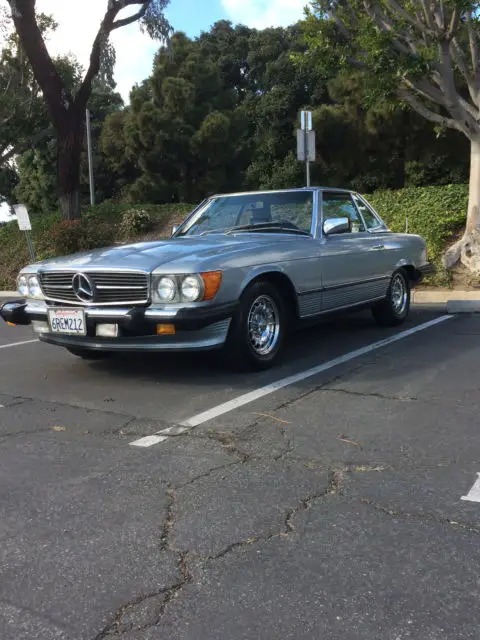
[
  {"x1": 144, "y1": 308, "x2": 179, "y2": 318},
  {"x1": 25, "y1": 305, "x2": 182, "y2": 320},
  {"x1": 39, "y1": 319, "x2": 231, "y2": 352}
]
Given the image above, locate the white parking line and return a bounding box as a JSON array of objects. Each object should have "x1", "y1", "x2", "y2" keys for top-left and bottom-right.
[
  {"x1": 0, "y1": 339, "x2": 38, "y2": 350},
  {"x1": 129, "y1": 314, "x2": 453, "y2": 448},
  {"x1": 461, "y1": 473, "x2": 480, "y2": 502},
  {"x1": 130, "y1": 426, "x2": 190, "y2": 448}
]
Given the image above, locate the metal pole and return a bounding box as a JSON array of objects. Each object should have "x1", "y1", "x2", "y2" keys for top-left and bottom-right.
[
  {"x1": 24, "y1": 230, "x2": 36, "y2": 262},
  {"x1": 86, "y1": 108, "x2": 95, "y2": 206},
  {"x1": 304, "y1": 127, "x2": 310, "y2": 187}
]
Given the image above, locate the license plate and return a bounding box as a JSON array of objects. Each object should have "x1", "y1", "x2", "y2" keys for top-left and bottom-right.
[{"x1": 48, "y1": 308, "x2": 86, "y2": 335}]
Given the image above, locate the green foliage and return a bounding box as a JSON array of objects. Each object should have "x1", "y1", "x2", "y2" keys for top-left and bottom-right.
[
  {"x1": 119, "y1": 208, "x2": 153, "y2": 238},
  {"x1": 0, "y1": 186, "x2": 470, "y2": 290},
  {"x1": 0, "y1": 201, "x2": 192, "y2": 289},
  {"x1": 368, "y1": 184, "x2": 468, "y2": 284},
  {"x1": 48, "y1": 219, "x2": 116, "y2": 257}
]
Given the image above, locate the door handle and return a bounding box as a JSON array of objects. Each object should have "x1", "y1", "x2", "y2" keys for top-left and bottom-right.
[{"x1": 371, "y1": 244, "x2": 384, "y2": 250}]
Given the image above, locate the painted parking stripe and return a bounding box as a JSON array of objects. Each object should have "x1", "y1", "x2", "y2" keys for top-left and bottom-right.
[
  {"x1": 129, "y1": 314, "x2": 452, "y2": 447},
  {"x1": 461, "y1": 473, "x2": 480, "y2": 502},
  {"x1": 130, "y1": 425, "x2": 190, "y2": 448},
  {"x1": 0, "y1": 339, "x2": 38, "y2": 350}
]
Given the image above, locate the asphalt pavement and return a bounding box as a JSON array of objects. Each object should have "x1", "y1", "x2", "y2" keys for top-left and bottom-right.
[{"x1": 1, "y1": 301, "x2": 480, "y2": 639}]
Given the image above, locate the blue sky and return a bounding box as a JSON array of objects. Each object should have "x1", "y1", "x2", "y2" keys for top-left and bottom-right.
[
  {"x1": 166, "y1": 0, "x2": 228, "y2": 37},
  {"x1": 27, "y1": 0, "x2": 309, "y2": 101}
]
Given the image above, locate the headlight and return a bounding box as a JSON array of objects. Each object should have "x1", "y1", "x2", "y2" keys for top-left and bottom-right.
[
  {"x1": 28, "y1": 275, "x2": 42, "y2": 298},
  {"x1": 17, "y1": 275, "x2": 28, "y2": 296},
  {"x1": 153, "y1": 272, "x2": 222, "y2": 304},
  {"x1": 157, "y1": 276, "x2": 177, "y2": 302},
  {"x1": 181, "y1": 275, "x2": 203, "y2": 302}
]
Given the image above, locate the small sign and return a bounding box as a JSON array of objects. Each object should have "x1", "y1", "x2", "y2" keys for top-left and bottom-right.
[
  {"x1": 297, "y1": 129, "x2": 316, "y2": 162},
  {"x1": 13, "y1": 204, "x2": 32, "y2": 231},
  {"x1": 300, "y1": 110, "x2": 313, "y2": 131}
]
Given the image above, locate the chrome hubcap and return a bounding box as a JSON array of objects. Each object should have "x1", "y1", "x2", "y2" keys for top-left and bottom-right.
[
  {"x1": 391, "y1": 274, "x2": 407, "y2": 315},
  {"x1": 247, "y1": 295, "x2": 280, "y2": 356}
]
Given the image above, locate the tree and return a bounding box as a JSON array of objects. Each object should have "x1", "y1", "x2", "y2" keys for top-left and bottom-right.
[
  {"x1": 0, "y1": 11, "x2": 56, "y2": 176},
  {"x1": 303, "y1": 0, "x2": 480, "y2": 272},
  {"x1": 5, "y1": 0, "x2": 171, "y2": 220},
  {"x1": 104, "y1": 30, "x2": 252, "y2": 204},
  {"x1": 16, "y1": 78, "x2": 124, "y2": 213}
]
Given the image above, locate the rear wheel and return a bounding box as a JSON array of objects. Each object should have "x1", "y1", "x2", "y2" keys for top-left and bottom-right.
[
  {"x1": 66, "y1": 347, "x2": 111, "y2": 360},
  {"x1": 224, "y1": 281, "x2": 286, "y2": 371},
  {"x1": 371, "y1": 269, "x2": 410, "y2": 327}
]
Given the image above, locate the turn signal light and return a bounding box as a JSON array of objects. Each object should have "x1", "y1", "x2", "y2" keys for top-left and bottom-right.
[
  {"x1": 6, "y1": 322, "x2": 16, "y2": 327},
  {"x1": 201, "y1": 271, "x2": 223, "y2": 301},
  {"x1": 157, "y1": 324, "x2": 176, "y2": 335}
]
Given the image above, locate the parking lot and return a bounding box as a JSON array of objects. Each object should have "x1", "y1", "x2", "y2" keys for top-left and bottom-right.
[{"x1": 2, "y1": 300, "x2": 480, "y2": 639}]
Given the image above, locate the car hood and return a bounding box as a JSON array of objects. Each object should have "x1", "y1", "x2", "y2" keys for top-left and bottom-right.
[{"x1": 31, "y1": 235, "x2": 287, "y2": 272}]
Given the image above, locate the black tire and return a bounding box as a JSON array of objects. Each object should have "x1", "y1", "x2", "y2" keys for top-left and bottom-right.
[
  {"x1": 371, "y1": 269, "x2": 411, "y2": 327},
  {"x1": 66, "y1": 347, "x2": 111, "y2": 360},
  {"x1": 224, "y1": 280, "x2": 286, "y2": 371}
]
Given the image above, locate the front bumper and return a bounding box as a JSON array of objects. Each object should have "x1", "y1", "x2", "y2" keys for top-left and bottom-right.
[{"x1": 0, "y1": 300, "x2": 237, "y2": 352}]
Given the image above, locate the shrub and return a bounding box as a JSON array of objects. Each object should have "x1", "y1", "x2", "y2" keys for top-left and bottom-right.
[
  {"x1": 119, "y1": 208, "x2": 153, "y2": 238},
  {"x1": 367, "y1": 184, "x2": 468, "y2": 285},
  {"x1": 49, "y1": 219, "x2": 116, "y2": 257}
]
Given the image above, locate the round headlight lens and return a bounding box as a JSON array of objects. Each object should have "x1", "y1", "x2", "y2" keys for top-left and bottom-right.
[
  {"x1": 28, "y1": 275, "x2": 42, "y2": 298},
  {"x1": 157, "y1": 276, "x2": 177, "y2": 302},
  {"x1": 181, "y1": 275, "x2": 202, "y2": 302},
  {"x1": 17, "y1": 275, "x2": 28, "y2": 296}
]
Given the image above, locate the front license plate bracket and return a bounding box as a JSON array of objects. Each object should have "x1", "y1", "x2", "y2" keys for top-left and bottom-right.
[{"x1": 48, "y1": 308, "x2": 87, "y2": 336}]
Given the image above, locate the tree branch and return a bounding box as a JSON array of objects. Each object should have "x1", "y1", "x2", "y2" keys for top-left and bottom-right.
[
  {"x1": 446, "y1": 7, "x2": 459, "y2": 41},
  {"x1": 75, "y1": 1, "x2": 152, "y2": 109},
  {"x1": 398, "y1": 87, "x2": 466, "y2": 134},
  {"x1": 111, "y1": 3, "x2": 149, "y2": 30},
  {"x1": 450, "y1": 38, "x2": 478, "y2": 106},
  {"x1": 7, "y1": 0, "x2": 70, "y2": 122},
  {"x1": 466, "y1": 12, "x2": 480, "y2": 93},
  {"x1": 402, "y1": 76, "x2": 446, "y2": 106},
  {"x1": 0, "y1": 125, "x2": 54, "y2": 166}
]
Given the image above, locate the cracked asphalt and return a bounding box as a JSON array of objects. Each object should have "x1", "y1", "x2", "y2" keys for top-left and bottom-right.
[{"x1": 1, "y1": 301, "x2": 480, "y2": 639}]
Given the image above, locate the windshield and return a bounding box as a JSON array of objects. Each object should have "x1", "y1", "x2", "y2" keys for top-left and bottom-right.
[{"x1": 176, "y1": 191, "x2": 314, "y2": 237}]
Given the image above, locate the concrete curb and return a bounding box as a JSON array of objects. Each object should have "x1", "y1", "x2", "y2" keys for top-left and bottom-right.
[{"x1": 413, "y1": 290, "x2": 480, "y2": 303}]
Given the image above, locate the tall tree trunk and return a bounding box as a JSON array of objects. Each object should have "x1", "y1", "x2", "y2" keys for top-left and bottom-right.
[
  {"x1": 444, "y1": 138, "x2": 480, "y2": 273},
  {"x1": 57, "y1": 115, "x2": 84, "y2": 221}
]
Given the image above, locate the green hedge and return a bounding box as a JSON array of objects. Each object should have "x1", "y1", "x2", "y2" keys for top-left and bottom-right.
[
  {"x1": 367, "y1": 184, "x2": 468, "y2": 285},
  {"x1": 0, "y1": 203, "x2": 193, "y2": 289},
  {"x1": 0, "y1": 185, "x2": 469, "y2": 290}
]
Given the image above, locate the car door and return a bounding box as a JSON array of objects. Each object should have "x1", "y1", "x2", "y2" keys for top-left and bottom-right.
[
  {"x1": 319, "y1": 191, "x2": 390, "y2": 311},
  {"x1": 351, "y1": 193, "x2": 401, "y2": 275}
]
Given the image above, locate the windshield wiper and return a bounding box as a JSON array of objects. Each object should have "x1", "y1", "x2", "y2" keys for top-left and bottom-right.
[{"x1": 224, "y1": 223, "x2": 310, "y2": 236}]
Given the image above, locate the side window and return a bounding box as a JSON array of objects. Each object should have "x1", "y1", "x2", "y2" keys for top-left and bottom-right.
[
  {"x1": 322, "y1": 192, "x2": 365, "y2": 233},
  {"x1": 352, "y1": 195, "x2": 383, "y2": 230}
]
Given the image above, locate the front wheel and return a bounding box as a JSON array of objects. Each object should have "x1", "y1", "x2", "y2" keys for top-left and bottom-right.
[
  {"x1": 371, "y1": 269, "x2": 411, "y2": 327},
  {"x1": 224, "y1": 281, "x2": 286, "y2": 371},
  {"x1": 66, "y1": 347, "x2": 111, "y2": 360}
]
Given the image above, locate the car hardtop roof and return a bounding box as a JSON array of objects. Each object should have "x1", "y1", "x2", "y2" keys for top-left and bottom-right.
[{"x1": 209, "y1": 187, "x2": 357, "y2": 199}]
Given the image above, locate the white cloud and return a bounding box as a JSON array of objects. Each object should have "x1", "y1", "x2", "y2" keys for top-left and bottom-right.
[
  {"x1": 222, "y1": 0, "x2": 310, "y2": 29},
  {"x1": 28, "y1": 1, "x2": 159, "y2": 101}
]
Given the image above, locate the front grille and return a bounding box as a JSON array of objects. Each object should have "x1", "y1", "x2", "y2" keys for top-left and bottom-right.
[{"x1": 39, "y1": 271, "x2": 149, "y2": 305}]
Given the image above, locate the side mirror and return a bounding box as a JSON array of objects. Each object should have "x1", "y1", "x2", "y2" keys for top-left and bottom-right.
[
  {"x1": 171, "y1": 225, "x2": 178, "y2": 237},
  {"x1": 323, "y1": 217, "x2": 350, "y2": 236}
]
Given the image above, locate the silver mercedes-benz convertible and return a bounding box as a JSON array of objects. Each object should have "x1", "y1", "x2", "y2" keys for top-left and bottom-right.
[{"x1": 1, "y1": 187, "x2": 432, "y2": 370}]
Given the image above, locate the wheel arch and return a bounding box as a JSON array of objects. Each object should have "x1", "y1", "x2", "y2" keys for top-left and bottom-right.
[
  {"x1": 394, "y1": 260, "x2": 421, "y2": 286},
  {"x1": 240, "y1": 268, "x2": 300, "y2": 321}
]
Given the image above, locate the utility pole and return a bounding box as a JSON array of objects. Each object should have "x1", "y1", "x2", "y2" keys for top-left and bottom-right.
[
  {"x1": 297, "y1": 110, "x2": 315, "y2": 187},
  {"x1": 86, "y1": 108, "x2": 95, "y2": 206}
]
